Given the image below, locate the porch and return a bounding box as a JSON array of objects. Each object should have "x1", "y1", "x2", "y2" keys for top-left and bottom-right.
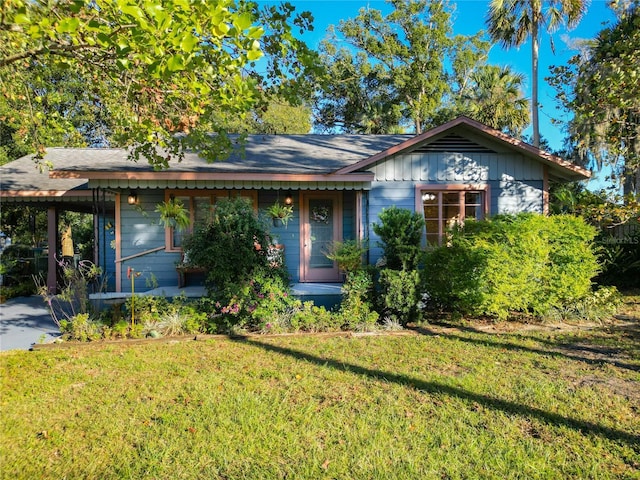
[{"x1": 89, "y1": 282, "x2": 344, "y2": 309}]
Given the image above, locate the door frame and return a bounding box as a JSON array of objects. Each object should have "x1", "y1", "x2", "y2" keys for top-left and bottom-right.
[{"x1": 299, "y1": 191, "x2": 343, "y2": 282}]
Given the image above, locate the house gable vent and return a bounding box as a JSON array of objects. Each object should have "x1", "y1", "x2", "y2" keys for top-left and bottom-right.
[{"x1": 412, "y1": 133, "x2": 496, "y2": 154}]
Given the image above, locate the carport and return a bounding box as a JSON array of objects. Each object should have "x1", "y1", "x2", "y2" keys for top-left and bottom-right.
[{"x1": 1, "y1": 153, "x2": 115, "y2": 293}]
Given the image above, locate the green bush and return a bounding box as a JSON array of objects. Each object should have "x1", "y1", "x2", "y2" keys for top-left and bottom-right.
[
  {"x1": 324, "y1": 239, "x2": 367, "y2": 274},
  {"x1": 182, "y1": 197, "x2": 287, "y2": 290},
  {"x1": 378, "y1": 268, "x2": 421, "y2": 325},
  {"x1": 423, "y1": 214, "x2": 602, "y2": 320},
  {"x1": 372, "y1": 207, "x2": 425, "y2": 270},
  {"x1": 59, "y1": 313, "x2": 103, "y2": 342},
  {"x1": 288, "y1": 302, "x2": 342, "y2": 332},
  {"x1": 338, "y1": 270, "x2": 379, "y2": 330}
]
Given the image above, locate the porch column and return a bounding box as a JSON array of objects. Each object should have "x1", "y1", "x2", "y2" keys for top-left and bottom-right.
[{"x1": 46, "y1": 206, "x2": 58, "y2": 294}]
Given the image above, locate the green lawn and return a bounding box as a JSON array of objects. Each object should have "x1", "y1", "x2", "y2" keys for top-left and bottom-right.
[{"x1": 2, "y1": 312, "x2": 639, "y2": 478}]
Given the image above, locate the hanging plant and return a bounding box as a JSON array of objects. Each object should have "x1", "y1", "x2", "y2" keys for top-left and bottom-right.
[
  {"x1": 311, "y1": 205, "x2": 330, "y2": 224},
  {"x1": 266, "y1": 201, "x2": 294, "y2": 227},
  {"x1": 155, "y1": 198, "x2": 190, "y2": 231}
]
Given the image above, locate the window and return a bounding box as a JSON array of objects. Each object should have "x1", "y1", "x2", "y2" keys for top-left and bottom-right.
[
  {"x1": 417, "y1": 185, "x2": 488, "y2": 245},
  {"x1": 165, "y1": 190, "x2": 257, "y2": 251}
]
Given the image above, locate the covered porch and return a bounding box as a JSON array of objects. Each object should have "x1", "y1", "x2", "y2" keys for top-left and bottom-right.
[{"x1": 89, "y1": 282, "x2": 344, "y2": 310}]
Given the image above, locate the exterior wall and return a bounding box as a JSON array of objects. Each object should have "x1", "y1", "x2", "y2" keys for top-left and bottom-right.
[
  {"x1": 365, "y1": 150, "x2": 545, "y2": 265},
  {"x1": 118, "y1": 191, "x2": 182, "y2": 291},
  {"x1": 259, "y1": 190, "x2": 301, "y2": 283},
  {"x1": 114, "y1": 189, "x2": 307, "y2": 290}
]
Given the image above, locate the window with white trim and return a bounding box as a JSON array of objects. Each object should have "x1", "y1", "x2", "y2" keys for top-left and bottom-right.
[
  {"x1": 166, "y1": 190, "x2": 257, "y2": 251},
  {"x1": 420, "y1": 187, "x2": 487, "y2": 245}
]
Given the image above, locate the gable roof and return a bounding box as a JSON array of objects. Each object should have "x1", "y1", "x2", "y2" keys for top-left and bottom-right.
[
  {"x1": 1, "y1": 117, "x2": 589, "y2": 197},
  {"x1": 336, "y1": 116, "x2": 590, "y2": 181}
]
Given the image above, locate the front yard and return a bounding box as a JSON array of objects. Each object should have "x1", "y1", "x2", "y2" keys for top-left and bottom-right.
[{"x1": 1, "y1": 297, "x2": 639, "y2": 479}]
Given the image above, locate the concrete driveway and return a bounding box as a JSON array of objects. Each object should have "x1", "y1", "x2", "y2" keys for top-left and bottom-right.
[{"x1": 0, "y1": 296, "x2": 60, "y2": 351}]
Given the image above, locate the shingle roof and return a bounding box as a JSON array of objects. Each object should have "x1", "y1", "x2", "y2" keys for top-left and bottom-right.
[
  {"x1": 0, "y1": 152, "x2": 89, "y2": 195},
  {"x1": 43, "y1": 135, "x2": 411, "y2": 174},
  {"x1": 1, "y1": 118, "x2": 590, "y2": 195}
]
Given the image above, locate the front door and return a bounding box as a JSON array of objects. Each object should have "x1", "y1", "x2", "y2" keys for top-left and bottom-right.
[{"x1": 301, "y1": 192, "x2": 342, "y2": 282}]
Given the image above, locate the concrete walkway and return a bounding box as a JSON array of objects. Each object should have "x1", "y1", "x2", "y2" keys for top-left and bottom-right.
[{"x1": 0, "y1": 296, "x2": 60, "y2": 351}]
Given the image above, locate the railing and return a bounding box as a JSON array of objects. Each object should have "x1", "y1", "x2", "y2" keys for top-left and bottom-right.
[{"x1": 115, "y1": 246, "x2": 165, "y2": 264}]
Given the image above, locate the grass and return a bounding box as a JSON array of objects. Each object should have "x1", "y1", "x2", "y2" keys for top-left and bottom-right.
[{"x1": 1, "y1": 298, "x2": 639, "y2": 479}]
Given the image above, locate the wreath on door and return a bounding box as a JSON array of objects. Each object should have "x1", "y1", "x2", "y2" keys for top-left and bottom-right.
[{"x1": 310, "y1": 205, "x2": 330, "y2": 224}]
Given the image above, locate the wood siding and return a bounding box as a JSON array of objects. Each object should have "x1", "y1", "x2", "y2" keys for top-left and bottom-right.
[{"x1": 365, "y1": 150, "x2": 545, "y2": 264}]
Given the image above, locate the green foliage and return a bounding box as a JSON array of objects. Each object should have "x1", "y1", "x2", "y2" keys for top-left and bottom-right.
[
  {"x1": 486, "y1": 0, "x2": 588, "y2": 146},
  {"x1": 550, "y1": 183, "x2": 640, "y2": 288},
  {"x1": 338, "y1": 270, "x2": 379, "y2": 331},
  {"x1": 459, "y1": 65, "x2": 530, "y2": 136},
  {"x1": 423, "y1": 214, "x2": 602, "y2": 320},
  {"x1": 545, "y1": 286, "x2": 623, "y2": 323},
  {"x1": 549, "y1": 3, "x2": 640, "y2": 194},
  {"x1": 265, "y1": 200, "x2": 294, "y2": 227},
  {"x1": 183, "y1": 197, "x2": 287, "y2": 291},
  {"x1": 155, "y1": 198, "x2": 191, "y2": 231},
  {"x1": 316, "y1": 0, "x2": 489, "y2": 133},
  {"x1": 372, "y1": 206, "x2": 425, "y2": 270},
  {"x1": 0, "y1": 245, "x2": 35, "y2": 293},
  {"x1": 0, "y1": 0, "x2": 319, "y2": 166},
  {"x1": 324, "y1": 239, "x2": 367, "y2": 274},
  {"x1": 59, "y1": 313, "x2": 103, "y2": 342},
  {"x1": 288, "y1": 301, "x2": 342, "y2": 332},
  {"x1": 225, "y1": 98, "x2": 312, "y2": 134},
  {"x1": 378, "y1": 268, "x2": 421, "y2": 326}
]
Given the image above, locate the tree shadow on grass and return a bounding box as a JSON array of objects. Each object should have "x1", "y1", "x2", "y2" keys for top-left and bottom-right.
[
  {"x1": 409, "y1": 324, "x2": 640, "y2": 373},
  {"x1": 230, "y1": 335, "x2": 640, "y2": 451}
]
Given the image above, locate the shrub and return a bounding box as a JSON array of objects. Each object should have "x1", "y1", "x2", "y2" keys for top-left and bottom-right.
[
  {"x1": 372, "y1": 207, "x2": 425, "y2": 270},
  {"x1": 182, "y1": 197, "x2": 287, "y2": 290},
  {"x1": 338, "y1": 269, "x2": 379, "y2": 330},
  {"x1": 423, "y1": 214, "x2": 602, "y2": 320},
  {"x1": 204, "y1": 268, "x2": 297, "y2": 333},
  {"x1": 289, "y1": 302, "x2": 342, "y2": 332},
  {"x1": 59, "y1": 313, "x2": 103, "y2": 342},
  {"x1": 378, "y1": 268, "x2": 421, "y2": 325},
  {"x1": 545, "y1": 286, "x2": 622, "y2": 323},
  {"x1": 324, "y1": 239, "x2": 367, "y2": 274}
]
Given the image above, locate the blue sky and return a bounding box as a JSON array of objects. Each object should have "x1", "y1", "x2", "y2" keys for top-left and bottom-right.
[{"x1": 261, "y1": 0, "x2": 616, "y2": 183}]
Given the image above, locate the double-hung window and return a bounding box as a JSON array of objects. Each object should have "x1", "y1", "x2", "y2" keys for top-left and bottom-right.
[
  {"x1": 417, "y1": 185, "x2": 489, "y2": 245},
  {"x1": 165, "y1": 190, "x2": 257, "y2": 251}
]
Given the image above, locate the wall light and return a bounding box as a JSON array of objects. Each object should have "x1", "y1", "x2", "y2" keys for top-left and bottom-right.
[
  {"x1": 284, "y1": 191, "x2": 294, "y2": 206},
  {"x1": 127, "y1": 191, "x2": 138, "y2": 205}
]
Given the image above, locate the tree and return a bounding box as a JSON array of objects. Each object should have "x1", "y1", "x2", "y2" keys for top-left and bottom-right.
[
  {"x1": 315, "y1": 0, "x2": 488, "y2": 134},
  {"x1": 486, "y1": 0, "x2": 588, "y2": 147},
  {"x1": 225, "y1": 98, "x2": 312, "y2": 134},
  {"x1": 0, "y1": 0, "x2": 317, "y2": 168},
  {"x1": 556, "y1": 1, "x2": 639, "y2": 196},
  {"x1": 461, "y1": 65, "x2": 530, "y2": 136},
  {"x1": 0, "y1": 64, "x2": 116, "y2": 165}
]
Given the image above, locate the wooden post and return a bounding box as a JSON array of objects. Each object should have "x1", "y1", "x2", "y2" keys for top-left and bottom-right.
[{"x1": 46, "y1": 206, "x2": 58, "y2": 294}]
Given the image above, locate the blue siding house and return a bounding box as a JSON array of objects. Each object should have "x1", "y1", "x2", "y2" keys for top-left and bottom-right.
[{"x1": 1, "y1": 117, "x2": 590, "y2": 295}]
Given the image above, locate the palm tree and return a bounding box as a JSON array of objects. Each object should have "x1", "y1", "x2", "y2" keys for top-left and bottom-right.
[
  {"x1": 465, "y1": 65, "x2": 530, "y2": 136},
  {"x1": 486, "y1": 0, "x2": 588, "y2": 147}
]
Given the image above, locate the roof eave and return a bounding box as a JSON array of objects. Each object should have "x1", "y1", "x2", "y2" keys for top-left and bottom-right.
[
  {"x1": 333, "y1": 116, "x2": 591, "y2": 181},
  {"x1": 50, "y1": 171, "x2": 375, "y2": 183}
]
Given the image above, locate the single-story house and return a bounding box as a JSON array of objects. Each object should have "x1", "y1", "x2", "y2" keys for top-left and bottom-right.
[{"x1": 1, "y1": 116, "x2": 590, "y2": 299}]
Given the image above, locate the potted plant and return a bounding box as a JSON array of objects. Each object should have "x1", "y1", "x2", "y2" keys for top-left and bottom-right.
[
  {"x1": 266, "y1": 201, "x2": 294, "y2": 228},
  {"x1": 155, "y1": 198, "x2": 190, "y2": 231}
]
